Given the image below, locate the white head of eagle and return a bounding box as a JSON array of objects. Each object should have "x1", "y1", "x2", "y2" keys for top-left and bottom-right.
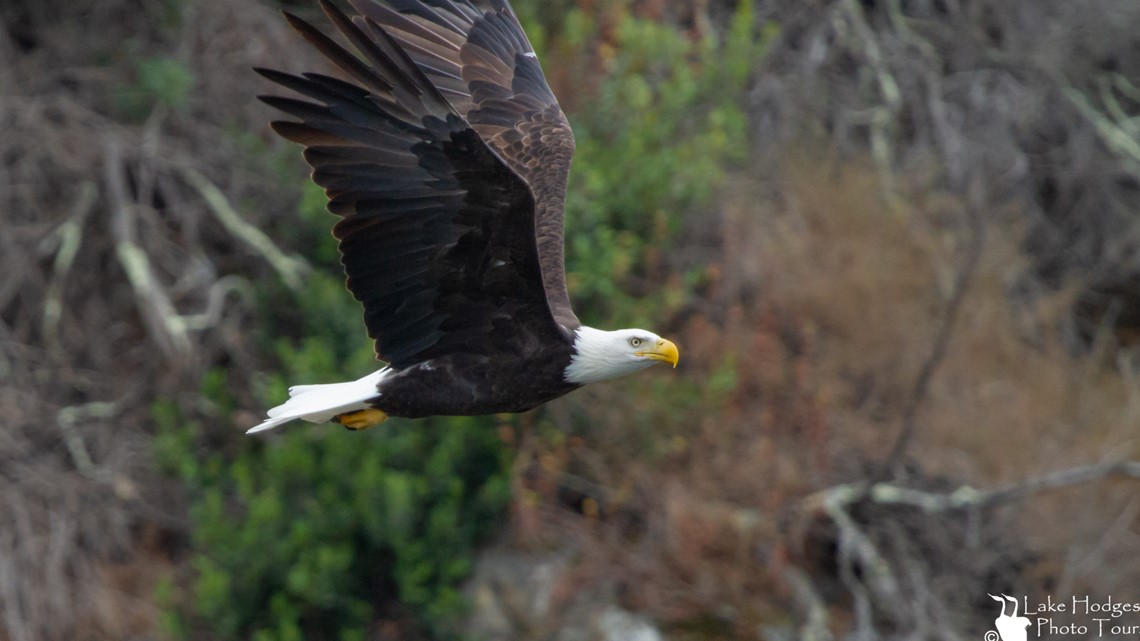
[{"x1": 564, "y1": 327, "x2": 680, "y2": 385}]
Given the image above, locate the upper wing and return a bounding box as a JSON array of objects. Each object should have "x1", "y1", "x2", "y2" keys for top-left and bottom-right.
[
  {"x1": 348, "y1": 0, "x2": 580, "y2": 330},
  {"x1": 258, "y1": 0, "x2": 568, "y2": 367}
]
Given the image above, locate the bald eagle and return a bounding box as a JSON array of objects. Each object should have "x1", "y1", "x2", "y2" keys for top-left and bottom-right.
[{"x1": 249, "y1": 0, "x2": 679, "y2": 434}]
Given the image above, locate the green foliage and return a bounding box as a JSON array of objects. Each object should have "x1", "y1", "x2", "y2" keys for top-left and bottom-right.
[
  {"x1": 172, "y1": 416, "x2": 509, "y2": 641},
  {"x1": 114, "y1": 57, "x2": 195, "y2": 120},
  {"x1": 158, "y1": 384, "x2": 511, "y2": 641},
  {"x1": 509, "y1": 0, "x2": 763, "y2": 458},
  {"x1": 137, "y1": 57, "x2": 194, "y2": 108},
  {"x1": 556, "y1": 0, "x2": 771, "y2": 327}
]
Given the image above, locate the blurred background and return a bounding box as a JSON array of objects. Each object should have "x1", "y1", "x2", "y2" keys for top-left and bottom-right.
[{"x1": 4, "y1": 0, "x2": 1140, "y2": 639}]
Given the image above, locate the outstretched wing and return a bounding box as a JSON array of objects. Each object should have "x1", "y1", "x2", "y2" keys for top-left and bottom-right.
[
  {"x1": 349, "y1": 0, "x2": 580, "y2": 330},
  {"x1": 258, "y1": 0, "x2": 568, "y2": 368}
]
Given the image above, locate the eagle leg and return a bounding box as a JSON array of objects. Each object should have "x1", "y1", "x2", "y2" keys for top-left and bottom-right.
[{"x1": 333, "y1": 408, "x2": 389, "y2": 431}]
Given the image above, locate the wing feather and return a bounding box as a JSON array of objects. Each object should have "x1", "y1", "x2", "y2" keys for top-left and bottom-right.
[
  {"x1": 260, "y1": 0, "x2": 568, "y2": 367},
  {"x1": 354, "y1": 0, "x2": 580, "y2": 330}
]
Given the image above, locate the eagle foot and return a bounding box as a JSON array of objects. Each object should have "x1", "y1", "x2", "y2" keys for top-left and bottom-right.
[{"x1": 333, "y1": 408, "x2": 389, "y2": 431}]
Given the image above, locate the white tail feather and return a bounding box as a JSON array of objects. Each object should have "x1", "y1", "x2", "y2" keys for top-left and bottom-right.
[{"x1": 247, "y1": 369, "x2": 388, "y2": 434}]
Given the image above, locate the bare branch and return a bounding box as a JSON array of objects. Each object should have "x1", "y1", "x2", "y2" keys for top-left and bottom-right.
[
  {"x1": 104, "y1": 140, "x2": 193, "y2": 359},
  {"x1": 807, "y1": 460, "x2": 1140, "y2": 515},
  {"x1": 56, "y1": 400, "x2": 123, "y2": 481},
  {"x1": 880, "y1": 201, "x2": 985, "y2": 476},
  {"x1": 177, "y1": 274, "x2": 256, "y2": 332},
  {"x1": 179, "y1": 165, "x2": 310, "y2": 291},
  {"x1": 782, "y1": 567, "x2": 834, "y2": 641},
  {"x1": 39, "y1": 181, "x2": 97, "y2": 357},
  {"x1": 1065, "y1": 84, "x2": 1140, "y2": 171},
  {"x1": 826, "y1": 492, "x2": 904, "y2": 635}
]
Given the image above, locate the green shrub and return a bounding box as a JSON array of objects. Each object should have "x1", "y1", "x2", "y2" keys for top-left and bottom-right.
[
  {"x1": 555, "y1": 0, "x2": 770, "y2": 327},
  {"x1": 157, "y1": 397, "x2": 511, "y2": 641},
  {"x1": 114, "y1": 56, "x2": 195, "y2": 119}
]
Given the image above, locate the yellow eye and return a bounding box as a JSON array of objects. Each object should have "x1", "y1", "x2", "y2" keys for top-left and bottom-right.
[{"x1": 629, "y1": 337, "x2": 642, "y2": 347}]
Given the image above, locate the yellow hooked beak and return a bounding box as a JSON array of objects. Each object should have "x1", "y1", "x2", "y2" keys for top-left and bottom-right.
[{"x1": 636, "y1": 338, "x2": 680, "y2": 368}]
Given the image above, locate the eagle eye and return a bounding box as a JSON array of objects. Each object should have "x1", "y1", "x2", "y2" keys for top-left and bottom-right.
[{"x1": 629, "y1": 337, "x2": 642, "y2": 348}]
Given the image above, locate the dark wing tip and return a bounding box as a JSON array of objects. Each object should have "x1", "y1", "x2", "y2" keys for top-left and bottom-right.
[
  {"x1": 267, "y1": 120, "x2": 323, "y2": 145},
  {"x1": 255, "y1": 94, "x2": 279, "y2": 110},
  {"x1": 281, "y1": 10, "x2": 310, "y2": 33},
  {"x1": 254, "y1": 67, "x2": 295, "y2": 84}
]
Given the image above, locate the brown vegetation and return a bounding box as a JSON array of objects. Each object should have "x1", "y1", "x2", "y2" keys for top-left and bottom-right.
[
  {"x1": 0, "y1": 1, "x2": 315, "y2": 639},
  {"x1": 520, "y1": 152, "x2": 1140, "y2": 637}
]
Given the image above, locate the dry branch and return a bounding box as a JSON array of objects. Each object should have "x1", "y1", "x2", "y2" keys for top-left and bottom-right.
[
  {"x1": 807, "y1": 460, "x2": 1140, "y2": 516},
  {"x1": 56, "y1": 400, "x2": 122, "y2": 481},
  {"x1": 180, "y1": 165, "x2": 310, "y2": 291},
  {"x1": 781, "y1": 567, "x2": 834, "y2": 641},
  {"x1": 39, "y1": 180, "x2": 97, "y2": 357},
  {"x1": 793, "y1": 460, "x2": 1140, "y2": 639},
  {"x1": 104, "y1": 140, "x2": 193, "y2": 359},
  {"x1": 880, "y1": 201, "x2": 985, "y2": 476},
  {"x1": 1064, "y1": 83, "x2": 1140, "y2": 172}
]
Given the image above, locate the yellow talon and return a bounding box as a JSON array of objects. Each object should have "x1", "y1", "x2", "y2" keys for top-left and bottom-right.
[{"x1": 333, "y1": 408, "x2": 389, "y2": 431}]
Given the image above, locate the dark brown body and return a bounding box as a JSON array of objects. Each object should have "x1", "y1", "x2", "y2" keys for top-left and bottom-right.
[{"x1": 370, "y1": 345, "x2": 580, "y2": 417}]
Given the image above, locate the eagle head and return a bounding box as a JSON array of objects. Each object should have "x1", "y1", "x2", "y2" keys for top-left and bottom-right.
[{"x1": 564, "y1": 326, "x2": 679, "y2": 385}]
